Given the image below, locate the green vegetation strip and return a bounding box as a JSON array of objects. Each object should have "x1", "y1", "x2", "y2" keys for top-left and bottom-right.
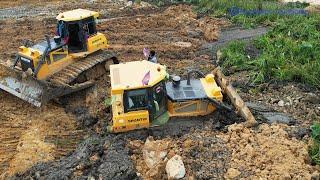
[
  {"x1": 310, "y1": 123, "x2": 320, "y2": 165},
  {"x1": 221, "y1": 15, "x2": 320, "y2": 87},
  {"x1": 184, "y1": 0, "x2": 319, "y2": 88}
]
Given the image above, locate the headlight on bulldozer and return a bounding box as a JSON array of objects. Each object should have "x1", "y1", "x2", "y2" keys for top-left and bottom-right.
[{"x1": 118, "y1": 119, "x2": 124, "y2": 124}]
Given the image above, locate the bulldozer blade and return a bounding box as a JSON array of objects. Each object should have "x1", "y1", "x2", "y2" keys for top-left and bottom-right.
[
  {"x1": 0, "y1": 75, "x2": 45, "y2": 107},
  {"x1": 212, "y1": 67, "x2": 257, "y2": 127},
  {"x1": 0, "y1": 67, "x2": 95, "y2": 107}
]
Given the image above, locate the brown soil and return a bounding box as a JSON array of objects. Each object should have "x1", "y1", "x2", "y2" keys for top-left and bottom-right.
[
  {"x1": 103, "y1": 4, "x2": 228, "y2": 75},
  {"x1": 220, "y1": 123, "x2": 317, "y2": 179},
  {"x1": 0, "y1": 91, "x2": 83, "y2": 178},
  {"x1": 129, "y1": 123, "x2": 318, "y2": 179}
]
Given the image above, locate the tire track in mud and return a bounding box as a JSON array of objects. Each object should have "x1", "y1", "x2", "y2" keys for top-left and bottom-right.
[{"x1": 0, "y1": 91, "x2": 84, "y2": 178}]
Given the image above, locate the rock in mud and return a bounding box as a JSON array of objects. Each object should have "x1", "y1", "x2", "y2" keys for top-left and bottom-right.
[
  {"x1": 129, "y1": 132, "x2": 230, "y2": 179},
  {"x1": 142, "y1": 137, "x2": 169, "y2": 168},
  {"x1": 225, "y1": 168, "x2": 241, "y2": 179},
  {"x1": 260, "y1": 112, "x2": 296, "y2": 125},
  {"x1": 287, "y1": 126, "x2": 310, "y2": 140},
  {"x1": 278, "y1": 100, "x2": 285, "y2": 107},
  {"x1": 166, "y1": 155, "x2": 185, "y2": 179}
]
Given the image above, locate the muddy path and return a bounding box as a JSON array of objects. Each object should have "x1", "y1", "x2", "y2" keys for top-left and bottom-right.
[{"x1": 197, "y1": 26, "x2": 268, "y2": 62}]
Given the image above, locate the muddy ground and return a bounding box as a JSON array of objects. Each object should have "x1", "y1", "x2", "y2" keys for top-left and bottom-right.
[{"x1": 0, "y1": 0, "x2": 319, "y2": 179}]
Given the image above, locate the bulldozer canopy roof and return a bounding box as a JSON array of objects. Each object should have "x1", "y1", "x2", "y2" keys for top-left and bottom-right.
[
  {"x1": 110, "y1": 61, "x2": 167, "y2": 91},
  {"x1": 56, "y1": 9, "x2": 99, "y2": 22}
]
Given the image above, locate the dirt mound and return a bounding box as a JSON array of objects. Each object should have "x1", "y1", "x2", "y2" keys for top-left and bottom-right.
[
  {"x1": 219, "y1": 123, "x2": 317, "y2": 179},
  {"x1": 129, "y1": 131, "x2": 230, "y2": 179}
]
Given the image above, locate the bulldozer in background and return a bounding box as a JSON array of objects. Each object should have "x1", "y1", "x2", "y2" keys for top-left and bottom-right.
[
  {"x1": 108, "y1": 61, "x2": 256, "y2": 133},
  {"x1": 0, "y1": 9, "x2": 118, "y2": 107}
]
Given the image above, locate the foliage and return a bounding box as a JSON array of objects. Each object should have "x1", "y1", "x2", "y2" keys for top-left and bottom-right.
[
  {"x1": 220, "y1": 41, "x2": 252, "y2": 71},
  {"x1": 220, "y1": 15, "x2": 320, "y2": 88},
  {"x1": 194, "y1": 0, "x2": 281, "y2": 16},
  {"x1": 191, "y1": 0, "x2": 309, "y2": 27},
  {"x1": 309, "y1": 123, "x2": 320, "y2": 165}
]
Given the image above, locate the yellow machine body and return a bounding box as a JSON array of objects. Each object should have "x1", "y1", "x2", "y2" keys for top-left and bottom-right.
[
  {"x1": 109, "y1": 61, "x2": 168, "y2": 133},
  {"x1": 167, "y1": 74, "x2": 223, "y2": 117},
  {"x1": 18, "y1": 19, "x2": 108, "y2": 80},
  {"x1": 19, "y1": 9, "x2": 108, "y2": 80},
  {"x1": 109, "y1": 61, "x2": 223, "y2": 133},
  {"x1": 0, "y1": 9, "x2": 113, "y2": 107}
]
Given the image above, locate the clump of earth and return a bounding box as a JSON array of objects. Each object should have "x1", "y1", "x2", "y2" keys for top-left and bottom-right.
[{"x1": 128, "y1": 123, "x2": 317, "y2": 179}]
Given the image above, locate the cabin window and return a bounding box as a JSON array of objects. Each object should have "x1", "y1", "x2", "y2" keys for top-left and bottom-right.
[
  {"x1": 82, "y1": 17, "x2": 97, "y2": 36},
  {"x1": 124, "y1": 89, "x2": 148, "y2": 112}
]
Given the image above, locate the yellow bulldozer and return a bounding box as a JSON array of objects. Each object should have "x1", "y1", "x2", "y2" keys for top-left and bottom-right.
[
  {"x1": 0, "y1": 9, "x2": 256, "y2": 132},
  {"x1": 107, "y1": 61, "x2": 256, "y2": 133},
  {"x1": 0, "y1": 9, "x2": 117, "y2": 107}
]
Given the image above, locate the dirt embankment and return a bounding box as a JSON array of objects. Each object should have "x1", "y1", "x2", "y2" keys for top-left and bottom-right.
[
  {"x1": 221, "y1": 123, "x2": 316, "y2": 179},
  {"x1": 127, "y1": 123, "x2": 317, "y2": 179}
]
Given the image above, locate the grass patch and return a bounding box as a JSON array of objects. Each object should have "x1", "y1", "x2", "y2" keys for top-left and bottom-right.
[
  {"x1": 195, "y1": 0, "x2": 283, "y2": 16},
  {"x1": 192, "y1": 0, "x2": 309, "y2": 27},
  {"x1": 220, "y1": 15, "x2": 320, "y2": 88},
  {"x1": 309, "y1": 123, "x2": 320, "y2": 165}
]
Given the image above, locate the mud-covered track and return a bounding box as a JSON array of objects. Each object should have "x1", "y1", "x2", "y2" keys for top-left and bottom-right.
[{"x1": 49, "y1": 51, "x2": 115, "y2": 86}]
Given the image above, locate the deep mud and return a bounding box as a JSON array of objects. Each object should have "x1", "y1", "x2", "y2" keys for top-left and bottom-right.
[
  {"x1": 13, "y1": 112, "x2": 239, "y2": 180},
  {"x1": 13, "y1": 134, "x2": 137, "y2": 179}
]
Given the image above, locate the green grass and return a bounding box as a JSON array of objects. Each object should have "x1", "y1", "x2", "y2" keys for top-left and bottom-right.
[
  {"x1": 309, "y1": 123, "x2": 320, "y2": 165},
  {"x1": 195, "y1": 0, "x2": 281, "y2": 16},
  {"x1": 220, "y1": 15, "x2": 320, "y2": 88},
  {"x1": 192, "y1": 0, "x2": 309, "y2": 27},
  {"x1": 158, "y1": 0, "x2": 320, "y2": 88}
]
